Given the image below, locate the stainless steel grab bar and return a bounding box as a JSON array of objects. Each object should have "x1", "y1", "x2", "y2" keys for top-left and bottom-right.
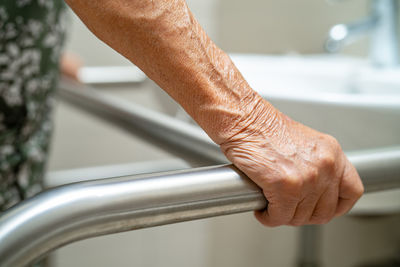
[
  {"x1": 1, "y1": 149, "x2": 400, "y2": 267},
  {"x1": 1, "y1": 78, "x2": 399, "y2": 266},
  {"x1": 0, "y1": 165, "x2": 265, "y2": 267}
]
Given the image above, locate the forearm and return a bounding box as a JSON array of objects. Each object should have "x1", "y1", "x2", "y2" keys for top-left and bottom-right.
[{"x1": 65, "y1": 0, "x2": 277, "y2": 144}]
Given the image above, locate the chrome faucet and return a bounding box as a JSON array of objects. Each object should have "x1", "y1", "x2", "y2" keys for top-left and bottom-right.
[{"x1": 325, "y1": 0, "x2": 399, "y2": 67}]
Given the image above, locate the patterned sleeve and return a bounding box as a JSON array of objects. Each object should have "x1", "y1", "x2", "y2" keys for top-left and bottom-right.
[{"x1": 0, "y1": 0, "x2": 67, "y2": 211}]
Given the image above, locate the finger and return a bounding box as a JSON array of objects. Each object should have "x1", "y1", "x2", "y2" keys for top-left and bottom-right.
[
  {"x1": 289, "y1": 193, "x2": 319, "y2": 226},
  {"x1": 61, "y1": 52, "x2": 83, "y2": 81},
  {"x1": 335, "y1": 198, "x2": 355, "y2": 217},
  {"x1": 335, "y1": 162, "x2": 364, "y2": 217},
  {"x1": 309, "y1": 186, "x2": 339, "y2": 224},
  {"x1": 254, "y1": 197, "x2": 298, "y2": 227}
]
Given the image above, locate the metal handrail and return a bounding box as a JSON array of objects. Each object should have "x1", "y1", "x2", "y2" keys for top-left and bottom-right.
[
  {"x1": 1, "y1": 149, "x2": 400, "y2": 267},
  {"x1": 59, "y1": 77, "x2": 226, "y2": 165},
  {"x1": 0, "y1": 165, "x2": 265, "y2": 267},
  {"x1": 1, "y1": 79, "x2": 399, "y2": 266}
]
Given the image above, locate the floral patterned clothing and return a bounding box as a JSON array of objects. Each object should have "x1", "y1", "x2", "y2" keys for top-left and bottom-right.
[{"x1": 0, "y1": 0, "x2": 66, "y2": 211}]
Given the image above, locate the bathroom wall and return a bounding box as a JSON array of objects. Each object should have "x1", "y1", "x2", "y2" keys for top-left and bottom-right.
[
  {"x1": 217, "y1": 0, "x2": 369, "y2": 55},
  {"x1": 62, "y1": 0, "x2": 371, "y2": 67}
]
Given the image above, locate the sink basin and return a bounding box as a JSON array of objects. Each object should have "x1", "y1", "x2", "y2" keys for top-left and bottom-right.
[
  {"x1": 231, "y1": 54, "x2": 400, "y2": 97},
  {"x1": 230, "y1": 54, "x2": 400, "y2": 151}
]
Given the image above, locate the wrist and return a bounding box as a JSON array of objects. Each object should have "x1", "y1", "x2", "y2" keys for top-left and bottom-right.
[{"x1": 204, "y1": 92, "x2": 281, "y2": 145}]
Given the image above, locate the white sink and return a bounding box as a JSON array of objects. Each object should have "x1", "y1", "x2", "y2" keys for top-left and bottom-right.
[{"x1": 230, "y1": 54, "x2": 400, "y2": 152}]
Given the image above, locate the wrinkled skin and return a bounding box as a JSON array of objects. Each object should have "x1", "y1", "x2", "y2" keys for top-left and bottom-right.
[
  {"x1": 220, "y1": 97, "x2": 363, "y2": 226},
  {"x1": 65, "y1": 0, "x2": 364, "y2": 226}
]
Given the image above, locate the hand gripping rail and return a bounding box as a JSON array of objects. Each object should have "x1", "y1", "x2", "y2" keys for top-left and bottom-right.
[
  {"x1": 1, "y1": 78, "x2": 399, "y2": 266},
  {"x1": 1, "y1": 152, "x2": 400, "y2": 267}
]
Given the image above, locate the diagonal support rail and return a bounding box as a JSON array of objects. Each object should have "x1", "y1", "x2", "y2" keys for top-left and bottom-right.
[
  {"x1": 1, "y1": 78, "x2": 399, "y2": 266},
  {"x1": 58, "y1": 77, "x2": 226, "y2": 165}
]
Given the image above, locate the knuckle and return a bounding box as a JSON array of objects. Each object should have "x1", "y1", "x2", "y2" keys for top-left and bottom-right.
[
  {"x1": 274, "y1": 169, "x2": 304, "y2": 194},
  {"x1": 318, "y1": 154, "x2": 336, "y2": 170},
  {"x1": 354, "y1": 183, "x2": 365, "y2": 198},
  {"x1": 325, "y1": 134, "x2": 340, "y2": 148},
  {"x1": 287, "y1": 174, "x2": 304, "y2": 188},
  {"x1": 306, "y1": 167, "x2": 319, "y2": 184},
  {"x1": 281, "y1": 175, "x2": 304, "y2": 198},
  {"x1": 345, "y1": 167, "x2": 364, "y2": 199}
]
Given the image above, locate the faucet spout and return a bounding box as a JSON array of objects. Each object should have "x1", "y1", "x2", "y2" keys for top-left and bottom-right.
[
  {"x1": 325, "y1": 15, "x2": 379, "y2": 53},
  {"x1": 325, "y1": 0, "x2": 399, "y2": 68}
]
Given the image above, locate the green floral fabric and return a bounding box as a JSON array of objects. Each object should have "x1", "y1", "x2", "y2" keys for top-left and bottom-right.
[{"x1": 0, "y1": 0, "x2": 66, "y2": 211}]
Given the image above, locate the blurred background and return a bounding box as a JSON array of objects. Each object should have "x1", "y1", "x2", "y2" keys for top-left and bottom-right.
[
  {"x1": 47, "y1": 1, "x2": 400, "y2": 266},
  {"x1": 63, "y1": 0, "x2": 372, "y2": 66}
]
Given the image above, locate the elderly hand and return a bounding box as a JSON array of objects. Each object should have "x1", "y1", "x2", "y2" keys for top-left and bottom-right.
[{"x1": 220, "y1": 97, "x2": 364, "y2": 226}]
